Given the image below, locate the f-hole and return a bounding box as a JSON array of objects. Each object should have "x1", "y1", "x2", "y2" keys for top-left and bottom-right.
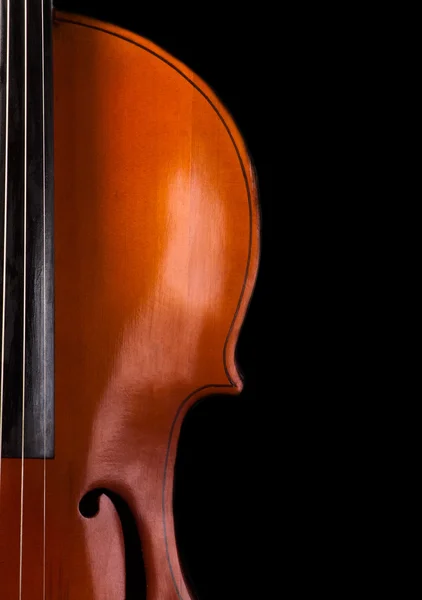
[{"x1": 79, "y1": 488, "x2": 147, "y2": 599}]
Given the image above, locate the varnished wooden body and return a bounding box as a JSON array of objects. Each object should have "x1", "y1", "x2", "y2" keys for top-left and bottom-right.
[{"x1": 0, "y1": 12, "x2": 259, "y2": 600}]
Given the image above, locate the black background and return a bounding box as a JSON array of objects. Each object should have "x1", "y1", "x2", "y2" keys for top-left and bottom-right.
[{"x1": 53, "y1": 3, "x2": 277, "y2": 598}]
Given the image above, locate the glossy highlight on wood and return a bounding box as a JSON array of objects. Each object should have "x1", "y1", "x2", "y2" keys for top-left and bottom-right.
[{"x1": 0, "y1": 10, "x2": 260, "y2": 599}]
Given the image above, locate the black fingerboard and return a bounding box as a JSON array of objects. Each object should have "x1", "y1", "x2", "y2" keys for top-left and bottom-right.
[{"x1": 0, "y1": 0, "x2": 54, "y2": 459}]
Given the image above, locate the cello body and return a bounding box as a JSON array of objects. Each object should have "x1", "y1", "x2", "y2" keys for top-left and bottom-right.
[{"x1": 0, "y1": 11, "x2": 259, "y2": 599}]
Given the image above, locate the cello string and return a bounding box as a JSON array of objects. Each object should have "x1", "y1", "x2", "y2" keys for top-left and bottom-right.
[
  {"x1": 41, "y1": 0, "x2": 47, "y2": 597},
  {"x1": 19, "y1": 0, "x2": 28, "y2": 596},
  {"x1": 0, "y1": 0, "x2": 11, "y2": 494}
]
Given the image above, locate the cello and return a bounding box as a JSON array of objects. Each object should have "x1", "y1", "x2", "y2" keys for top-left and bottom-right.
[{"x1": 0, "y1": 2, "x2": 260, "y2": 598}]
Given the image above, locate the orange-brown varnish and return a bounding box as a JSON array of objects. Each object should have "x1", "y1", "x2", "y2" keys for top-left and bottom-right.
[{"x1": 0, "y1": 12, "x2": 259, "y2": 599}]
